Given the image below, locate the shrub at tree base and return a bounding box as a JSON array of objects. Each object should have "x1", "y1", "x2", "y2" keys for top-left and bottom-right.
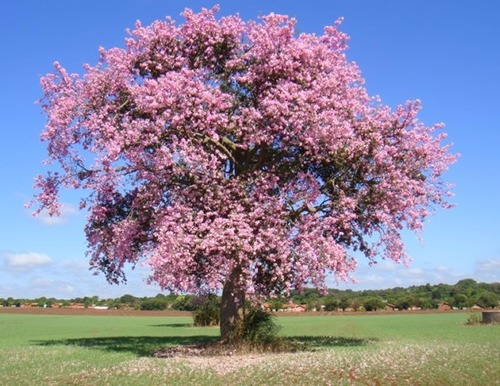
[
  {"x1": 464, "y1": 313, "x2": 482, "y2": 326},
  {"x1": 30, "y1": 6, "x2": 457, "y2": 342},
  {"x1": 242, "y1": 308, "x2": 281, "y2": 344},
  {"x1": 193, "y1": 295, "x2": 220, "y2": 327}
]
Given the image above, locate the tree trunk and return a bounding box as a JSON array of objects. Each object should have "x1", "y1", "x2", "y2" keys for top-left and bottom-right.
[
  {"x1": 220, "y1": 265, "x2": 246, "y2": 343},
  {"x1": 482, "y1": 311, "x2": 500, "y2": 324}
]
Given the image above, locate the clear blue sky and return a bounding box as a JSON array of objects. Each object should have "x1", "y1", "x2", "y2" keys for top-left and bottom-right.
[{"x1": 1, "y1": 1, "x2": 499, "y2": 299}]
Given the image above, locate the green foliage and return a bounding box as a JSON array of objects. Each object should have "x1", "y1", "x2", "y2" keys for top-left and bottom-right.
[
  {"x1": 139, "y1": 298, "x2": 168, "y2": 311},
  {"x1": 120, "y1": 294, "x2": 137, "y2": 304},
  {"x1": 290, "y1": 288, "x2": 320, "y2": 305},
  {"x1": 267, "y1": 298, "x2": 284, "y2": 312},
  {"x1": 339, "y1": 296, "x2": 350, "y2": 311},
  {"x1": 395, "y1": 296, "x2": 412, "y2": 310},
  {"x1": 171, "y1": 295, "x2": 197, "y2": 311},
  {"x1": 350, "y1": 297, "x2": 363, "y2": 311},
  {"x1": 464, "y1": 313, "x2": 482, "y2": 326},
  {"x1": 453, "y1": 293, "x2": 470, "y2": 309},
  {"x1": 322, "y1": 295, "x2": 338, "y2": 311},
  {"x1": 306, "y1": 299, "x2": 322, "y2": 311},
  {"x1": 242, "y1": 308, "x2": 281, "y2": 344},
  {"x1": 476, "y1": 291, "x2": 498, "y2": 309},
  {"x1": 193, "y1": 295, "x2": 220, "y2": 327},
  {"x1": 363, "y1": 296, "x2": 385, "y2": 311}
]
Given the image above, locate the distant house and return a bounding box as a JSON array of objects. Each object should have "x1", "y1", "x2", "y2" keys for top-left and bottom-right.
[
  {"x1": 385, "y1": 303, "x2": 397, "y2": 311},
  {"x1": 282, "y1": 303, "x2": 307, "y2": 312},
  {"x1": 291, "y1": 304, "x2": 307, "y2": 312},
  {"x1": 64, "y1": 303, "x2": 86, "y2": 309},
  {"x1": 21, "y1": 302, "x2": 39, "y2": 308},
  {"x1": 438, "y1": 302, "x2": 452, "y2": 311}
]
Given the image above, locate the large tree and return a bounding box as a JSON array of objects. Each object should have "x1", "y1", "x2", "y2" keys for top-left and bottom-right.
[{"x1": 31, "y1": 7, "x2": 457, "y2": 341}]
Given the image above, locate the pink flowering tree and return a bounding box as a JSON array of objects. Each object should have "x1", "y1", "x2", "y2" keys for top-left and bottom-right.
[{"x1": 31, "y1": 7, "x2": 456, "y2": 341}]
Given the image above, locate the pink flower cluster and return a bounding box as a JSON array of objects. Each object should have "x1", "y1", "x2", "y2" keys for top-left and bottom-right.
[{"x1": 31, "y1": 7, "x2": 457, "y2": 297}]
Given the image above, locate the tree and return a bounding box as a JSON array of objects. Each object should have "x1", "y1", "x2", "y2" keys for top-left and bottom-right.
[
  {"x1": 171, "y1": 295, "x2": 197, "y2": 311},
  {"x1": 83, "y1": 296, "x2": 94, "y2": 308},
  {"x1": 193, "y1": 294, "x2": 221, "y2": 326},
  {"x1": 395, "y1": 296, "x2": 411, "y2": 311},
  {"x1": 452, "y1": 293, "x2": 470, "y2": 309},
  {"x1": 363, "y1": 297, "x2": 384, "y2": 311},
  {"x1": 140, "y1": 297, "x2": 168, "y2": 311},
  {"x1": 456, "y1": 278, "x2": 478, "y2": 290},
  {"x1": 120, "y1": 294, "x2": 137, "y2": 304},
  {"x1": 323, "y1": 295, "x2": 339, "y2": 312},
  {"x1": 36, "y1": 297, "x2": 48, "y2": 307},
  {"x1": 267, "y1": 298, "x2": 284, "y2": 312},
  {"x1": 475, "y1": 292, "x2": 498, "y2": 309},
  {"x1": 31, "y1": 7, "x2": 457, "y2": 342},
  {"x1": 350, "y1": 297, "x2": 364, "y2": 312}
]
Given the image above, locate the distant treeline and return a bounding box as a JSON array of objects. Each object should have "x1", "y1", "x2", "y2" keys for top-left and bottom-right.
[{"x1": 2, "y1": 279, "x2": 499, "y2": 311}]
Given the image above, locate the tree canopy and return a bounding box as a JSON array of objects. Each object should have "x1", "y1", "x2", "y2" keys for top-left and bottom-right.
[{"x1": 31, "y1": 7, "x2": 457, "y2": 340}]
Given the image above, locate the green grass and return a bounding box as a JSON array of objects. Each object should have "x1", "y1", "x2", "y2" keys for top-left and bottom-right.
[
  {"x1": 278, "y1": 312, "x2": 497, "y2": 344},
  {"x1": 1, "y1": 312, "x2": 498, "y2": 385},
  {"x1": 0, "y1": 314, "x2": 218, "y2": 350}
]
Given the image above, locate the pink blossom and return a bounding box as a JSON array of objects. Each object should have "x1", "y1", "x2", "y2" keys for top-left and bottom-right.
[{"x1": 30, "y1": 7, "x2": 457, "y2": 298}]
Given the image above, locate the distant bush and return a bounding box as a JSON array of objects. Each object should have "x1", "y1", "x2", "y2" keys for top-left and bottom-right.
[
  {"x1": 464, "y1": 313, "x2": 482, "y2": 326},
  {"x1": 193, "y1": 295, "x2": 220, "y2": 326},
  {"x1": 140, "y1": 298, "x2": 168, "y2": 311},
  {"x1": 323, "y1": 296, "x2": 339, "y2": 312},
  {"x1": 363, "y1": 297, "x2": 385, "y2": 311},
  {"x1": 171, "y1": 295, "x2": 197, "y2": 311}
]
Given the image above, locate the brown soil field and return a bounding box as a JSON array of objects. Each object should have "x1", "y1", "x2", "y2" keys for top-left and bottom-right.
[
  {"x1": 273, "y1": 309, "x2": 469, "y2": 317},
  {"x1": 0, "y1": 307, "x2": 192, "y2": 317},
  {"x1": 0, "y1": 306, "x2": 467, "y2": 317}
]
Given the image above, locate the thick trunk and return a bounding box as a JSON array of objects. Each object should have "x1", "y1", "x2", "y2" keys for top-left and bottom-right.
[{"x1": 220, "y1": 266, "x2": 246, "y2": 343}]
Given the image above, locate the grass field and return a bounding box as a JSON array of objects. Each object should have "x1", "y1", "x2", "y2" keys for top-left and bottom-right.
[{"x1": 0, "y1": 311, "x2": 498, "y2": 385}]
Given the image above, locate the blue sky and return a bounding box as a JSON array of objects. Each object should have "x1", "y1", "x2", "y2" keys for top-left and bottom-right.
[{"x1": 1, "y1": 1, "x2": 499, "y2": 299}]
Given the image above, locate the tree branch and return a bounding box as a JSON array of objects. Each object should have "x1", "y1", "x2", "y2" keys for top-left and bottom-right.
[{"x1": 193, "y1": 133, "x2": 237, "y2": 164}]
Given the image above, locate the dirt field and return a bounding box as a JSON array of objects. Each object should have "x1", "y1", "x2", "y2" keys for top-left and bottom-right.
[
  {"x1": 0, "y1": 306, "x2": 465, "y2": 317},
  {"x1": 0, "y1": 307, "x2": 192, "y2": 317}
]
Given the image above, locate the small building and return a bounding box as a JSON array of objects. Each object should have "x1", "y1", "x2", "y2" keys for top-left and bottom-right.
[
  {"x1": 21, "y1": 302, "x2": 39, "y2": 308},
  {"x1": 438, "y1": 302, "x2": 452, "y2": 311},
  {"x1": 64, "y1": 303, "x2": 86, "y2": 309},
  {"x1": 282, "y1": 303, "x2": 307, "y2": 312}
]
